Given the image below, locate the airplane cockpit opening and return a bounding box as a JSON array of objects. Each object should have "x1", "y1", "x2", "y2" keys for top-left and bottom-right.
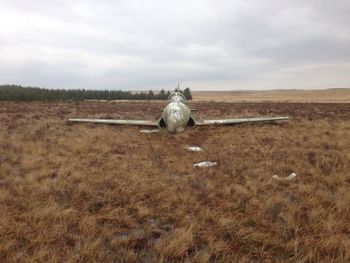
[{"x1": 168, "y1": 92, "x2": 186, "y2": 103}]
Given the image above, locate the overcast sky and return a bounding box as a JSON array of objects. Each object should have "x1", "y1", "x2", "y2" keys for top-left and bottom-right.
[{"x1": 0, "y1": 0, "x2": 350, "y2": 90}]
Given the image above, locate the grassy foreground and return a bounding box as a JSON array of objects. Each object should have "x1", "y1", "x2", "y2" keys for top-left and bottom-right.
[{"x1": 0, "y1": 101, "x2": 349, "y2": 262}]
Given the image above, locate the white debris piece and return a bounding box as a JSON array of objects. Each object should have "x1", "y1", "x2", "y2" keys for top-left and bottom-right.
[
  {"x1": 272, "y1": 172, "x2": 297, "y2": 181},
  {"x1": 185, "y1": 146, "x2": 204, "y2": 152},
  {"x1": 193, "y1": 161, "x2": 217, "y2": 168},
  {"x1": 140, "y1": 129, "x2": 160, "y2": 133}
]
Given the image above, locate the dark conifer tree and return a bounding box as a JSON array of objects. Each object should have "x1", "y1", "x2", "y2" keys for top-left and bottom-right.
[
  {"x1": 183, "y1": 87, "x2": 192, "y2": 100},
  {"x1": 0, "y1": 85, "x2": 173, "y2": 101},
  {"x1": 159, "y1": 89, "x2": 166, "y2": 100}
]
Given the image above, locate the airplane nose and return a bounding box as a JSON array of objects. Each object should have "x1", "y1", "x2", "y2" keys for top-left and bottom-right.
[{"x1": 167, "y1": 111, "x2": 186, "y2": 133}]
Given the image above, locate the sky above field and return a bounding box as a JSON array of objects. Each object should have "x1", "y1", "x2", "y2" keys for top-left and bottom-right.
[{"x1": 0, "y1": 0, "x2": 350, "y2": 90}]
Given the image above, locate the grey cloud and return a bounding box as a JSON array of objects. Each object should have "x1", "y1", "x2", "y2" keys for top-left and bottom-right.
[{"x1": 0, "y1": 0, "x2": 349, "y2": 90}]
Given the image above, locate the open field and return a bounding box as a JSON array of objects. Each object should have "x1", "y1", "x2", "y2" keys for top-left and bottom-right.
[
  {"x1": 192, "y1": 88, "x2": 350, "y2": 103},
  {"x1": 0, "y1": 100, "x2": 349, "y2": 262}
]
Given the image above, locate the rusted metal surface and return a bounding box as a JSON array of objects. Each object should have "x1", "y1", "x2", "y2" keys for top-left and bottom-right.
[{"x1": 68, "y1": 92, "x2": 289, "y2": 133}]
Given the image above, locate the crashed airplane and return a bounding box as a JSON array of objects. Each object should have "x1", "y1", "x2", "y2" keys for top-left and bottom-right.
[{"x1": 69, "y1": 92, "x2": 288, "y2": 133}]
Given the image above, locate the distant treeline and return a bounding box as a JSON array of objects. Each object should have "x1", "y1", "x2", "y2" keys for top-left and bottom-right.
[{"x1": 0, "y1": 85, "x2": 192, "y2": 101}]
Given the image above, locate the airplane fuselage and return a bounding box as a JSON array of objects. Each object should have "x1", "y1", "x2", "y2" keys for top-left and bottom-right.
[{"x1": 159, "y1": 92, "x2": 194, "y2": 133}]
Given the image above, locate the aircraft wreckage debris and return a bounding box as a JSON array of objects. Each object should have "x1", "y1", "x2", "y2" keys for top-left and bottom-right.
[
  {"x1": 193, "y1": 161, "x2": 217, "y2": 168},
  {"x1": 185, "y1": 146, "x2": 204, "y2": 152},
  {"x1": 140, "y1": 129, "x2": 160, "y2": 133},
  {"x1": 272, "y1": 172, "x2": 297, "y2": 181}
]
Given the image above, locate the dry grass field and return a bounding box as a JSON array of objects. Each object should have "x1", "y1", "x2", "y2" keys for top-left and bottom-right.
[
  {"x1": 0, "y1": 99, "x2": 349, "y2": 262},
  {"x1": 193, "y1": 88, "x2": 350, "y2": 103}
]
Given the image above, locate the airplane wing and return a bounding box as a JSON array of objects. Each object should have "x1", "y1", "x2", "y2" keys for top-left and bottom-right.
[
  {"x1": 68, "y1": 118, "x2": 158, "y2": 126},
  {"x1": 196, "y1": 116, "x2": 289, "y2": 126}
]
